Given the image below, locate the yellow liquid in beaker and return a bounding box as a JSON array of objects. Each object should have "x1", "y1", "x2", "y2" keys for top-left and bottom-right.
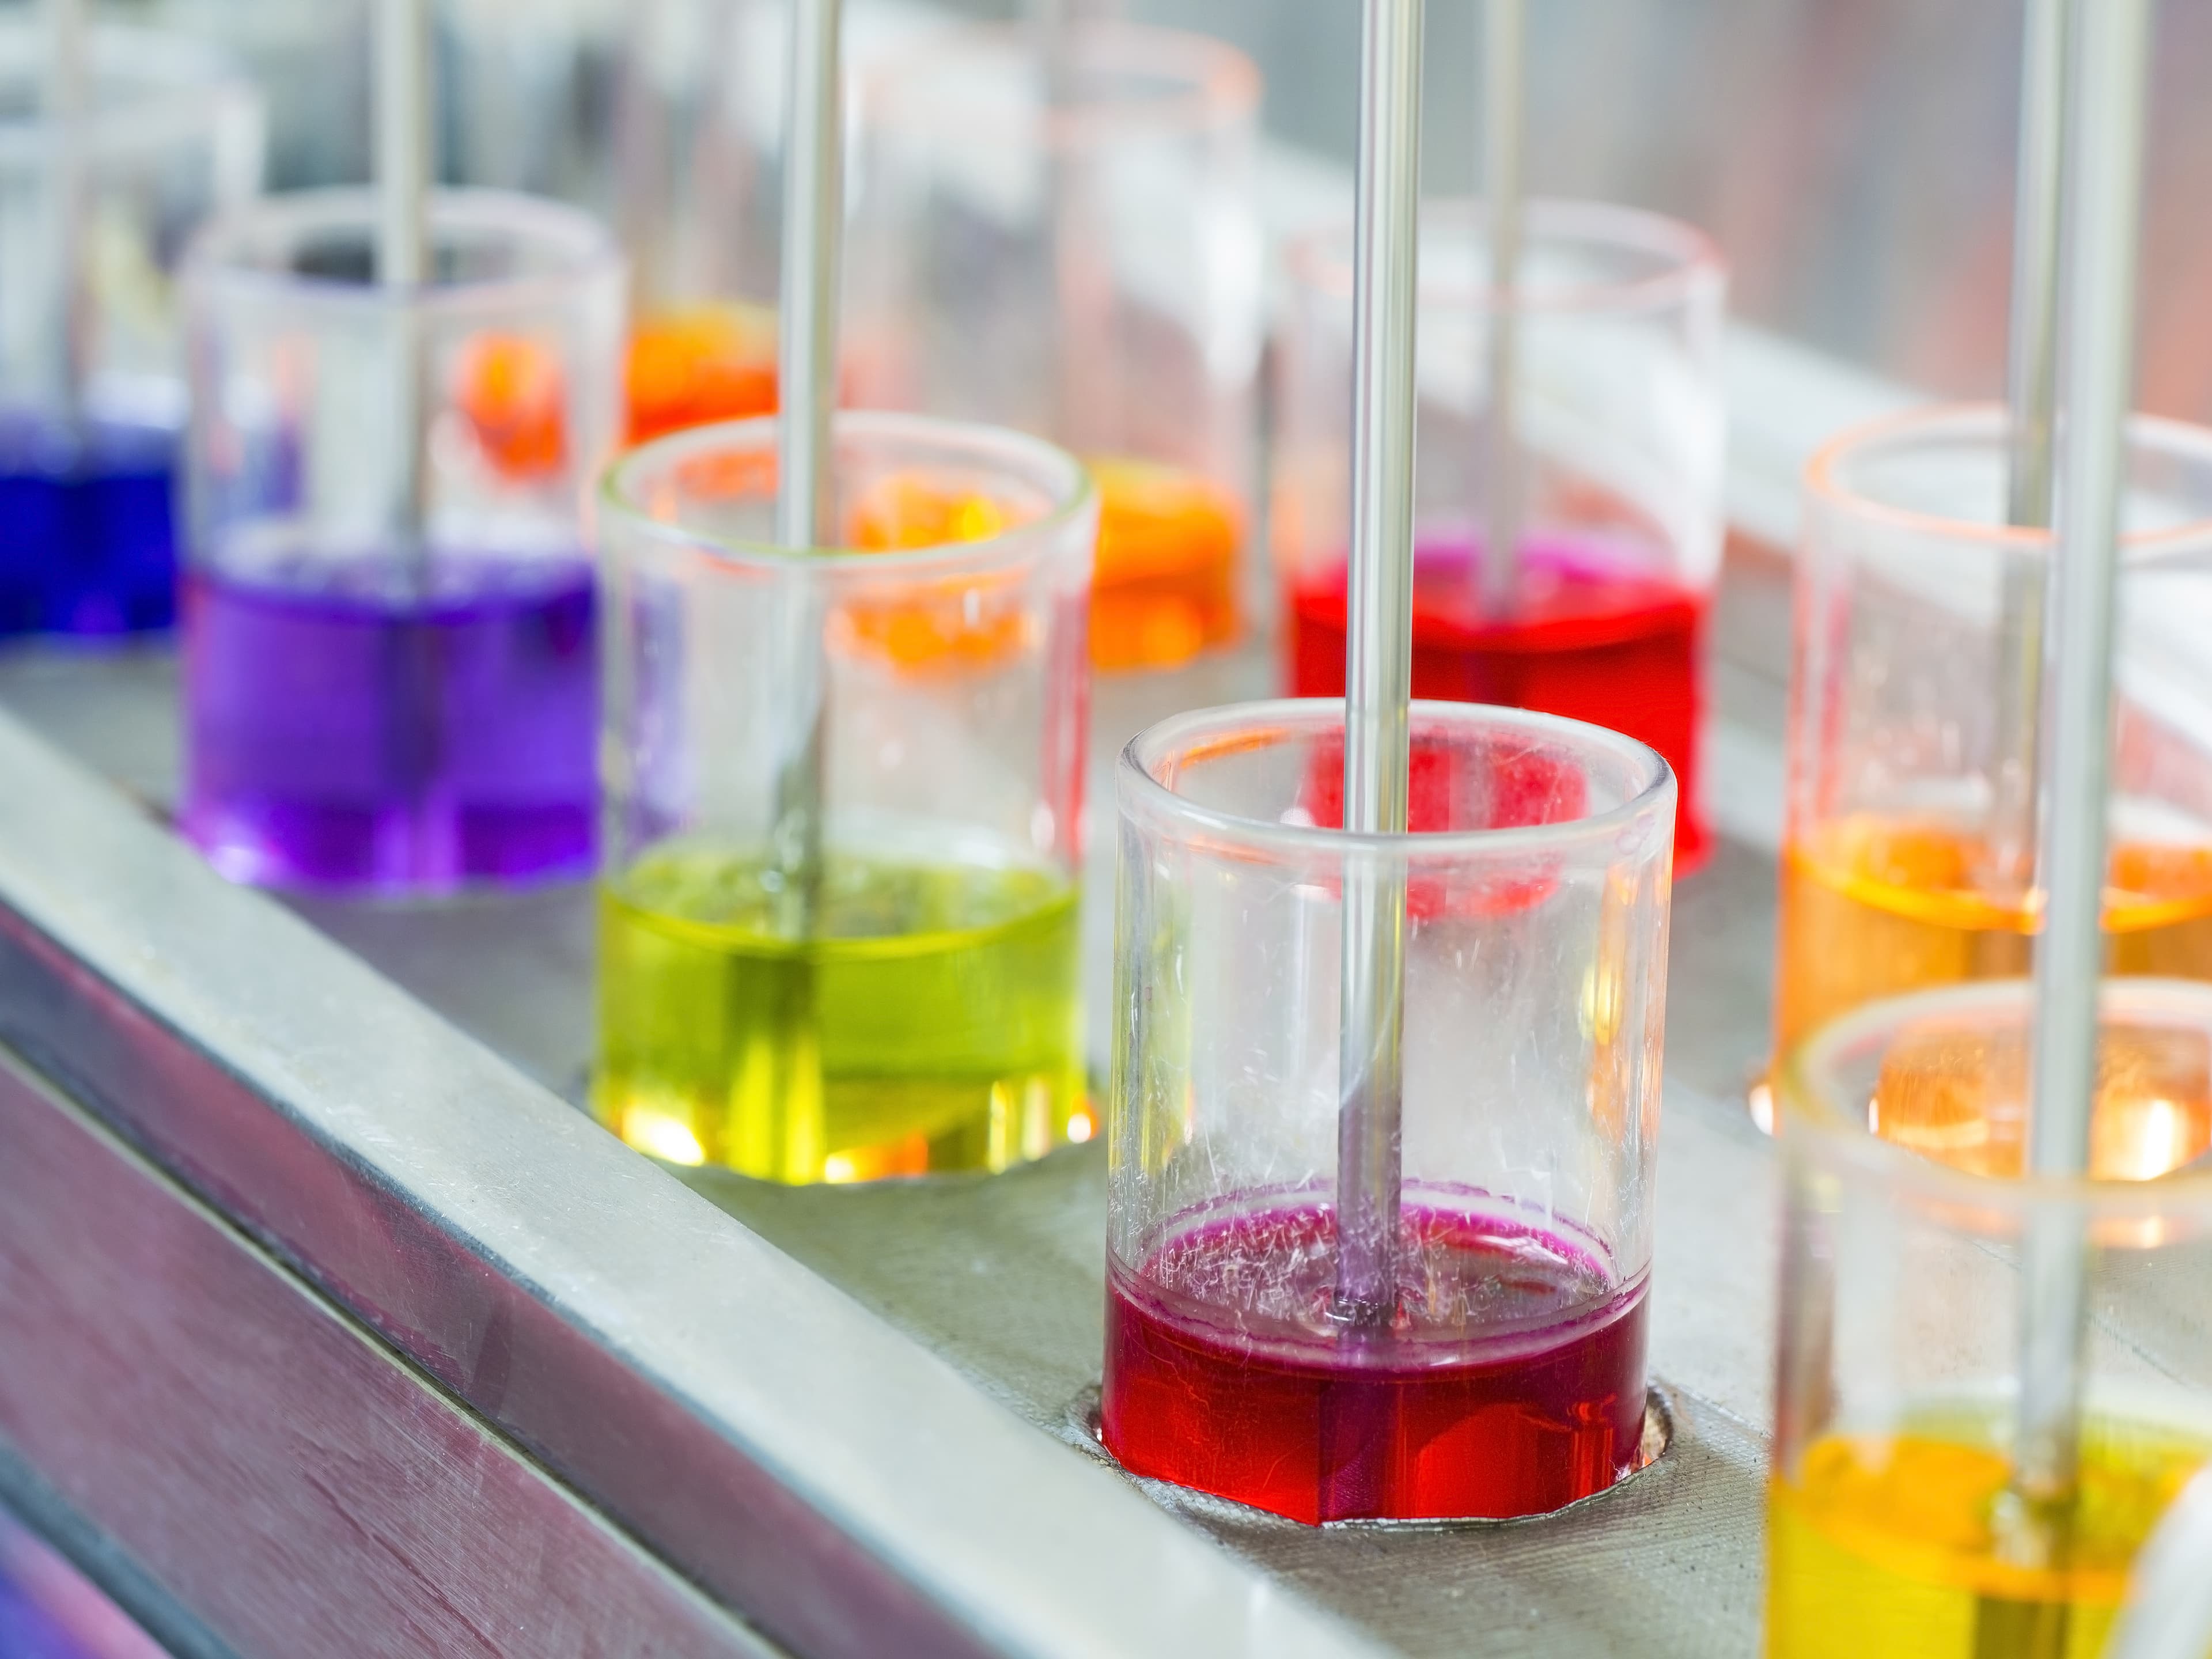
[
  {"x1": 593, "y1": 842, "x2": 1085, "y2": 1184},
  {"x1": 1767, "y1": 1411, "x2": 2212, "y2": 1658},
  {"x1": 1774, "y1": 816, "x2": 2212, "y2": 1063}
]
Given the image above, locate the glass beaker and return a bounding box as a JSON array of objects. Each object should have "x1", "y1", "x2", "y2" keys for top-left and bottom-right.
[
  {"x1": 1774, "y1": 406, "x2": 2212, "y2": 1077},
  {"x1": 1101, "y1": 699, "x2": 1676, "y2": 1524},
  {"x1": 178, "y1": 188, "x2": 626, "y2": 893},
  {"x1": 611, "y1": 0, "x2": 784, "y2": 446},
  {"x1": 849, "y1": 21, "x2": 1264, "y2": 671},
  {"x1": 593, "y1": 411, "x2": 1099, "y2": 1185},
  {"x1": 0, "y1": 22, "x2": 263, "y2": 636},
  {"x1": 1769, "y1": 978, "x2": 2212, "y2": 1656},
  {"x1": 1275, "y1": 200, "x2": 1727, "y2": 865},
  {"x1": 608, "y1": 0, "x2": 942, "y2": 448}
]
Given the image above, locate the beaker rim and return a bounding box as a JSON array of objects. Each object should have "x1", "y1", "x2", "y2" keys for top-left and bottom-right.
[
  {"x1": 1777, "y1": 976, "x2": 2212, "y2": 1218},
  {"x1": 861, "y1": 20, "x2": 1261, "y2": 146},
  {"x1": 1118, "y1": 698, "x2": 1676, "y2": 862},
  {"x1": 1286, "y1": 197, "x2": 1727, "y2": 317},
  {"x1": 1804, "y1": 402, "x2": 2212, "y2": 560},
  {"x1": 181, "y1": 187, "x2": 624, "y2": 319},
  {"x1": 598, "y1": 410, "x2": 1097, "y2": 577}
]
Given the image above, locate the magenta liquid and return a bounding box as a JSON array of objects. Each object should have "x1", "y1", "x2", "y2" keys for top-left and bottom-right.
[
  {"x1": 181, "y1": 554, "x2": 596, "y2": 893},
  {"x1": 1101, "y1": 1202, "x2": 1648, "y2": 1524}
]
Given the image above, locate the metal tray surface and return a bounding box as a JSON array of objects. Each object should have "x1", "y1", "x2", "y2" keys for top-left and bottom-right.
[{"x1": 0, "y1": 597, "x2": 1790, "y2": 1658}]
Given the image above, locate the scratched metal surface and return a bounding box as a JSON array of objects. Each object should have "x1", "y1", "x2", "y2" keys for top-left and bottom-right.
[
  {"x1": 0, "y1": 1049, "x2": 784, "y2": 1659},
  {"x1": 0, "y1": 581, "x2": 1790, "y2": 1657}
]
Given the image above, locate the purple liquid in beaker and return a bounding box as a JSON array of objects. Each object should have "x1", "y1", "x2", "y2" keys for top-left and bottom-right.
[
  {"x1": 0, "y1": 420, "x2": 178, "y2": 636},
  {"x1": 181, "y1": 551, "x2": 597, "y2": 893}
]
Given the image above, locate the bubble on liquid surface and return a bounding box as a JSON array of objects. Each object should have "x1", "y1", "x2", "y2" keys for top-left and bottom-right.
[{"x1": 1139, "y1": 1203, "x2": 1616, "y2": 1350}]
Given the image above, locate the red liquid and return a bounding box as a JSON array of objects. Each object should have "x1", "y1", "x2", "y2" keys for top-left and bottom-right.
[
  {"x1": 1101, "y1": 1202, "x2": 1649, "y2": 1524},
  {"x1": 1290, "y1": 536, "x2": 1707, "y2": 866}
]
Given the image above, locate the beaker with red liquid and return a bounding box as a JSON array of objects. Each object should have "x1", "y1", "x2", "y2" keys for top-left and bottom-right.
[
  {"x1": 1274, "y1": 202, "x2": 1726, "y2": 865},
  {"x1": 1103, "y1": 700, "x2": 1676, "y2": 1524},
  {"x1": 179, "y1": 190, "x2": 624, "y2": 895}
]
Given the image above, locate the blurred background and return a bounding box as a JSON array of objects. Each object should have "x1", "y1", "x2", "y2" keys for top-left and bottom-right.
[{"x1": 21, "y1": 0, "x2": 2212, "y2": 419}]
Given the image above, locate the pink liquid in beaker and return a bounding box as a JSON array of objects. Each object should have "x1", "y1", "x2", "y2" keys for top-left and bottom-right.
[{"x1": 1101, "y1": 1202, "x2": 1648, "y2": 1524}]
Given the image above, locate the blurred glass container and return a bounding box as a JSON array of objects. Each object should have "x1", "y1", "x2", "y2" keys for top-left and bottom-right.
[
  {"x1": 1774, "y1": 407, "x2": 2212, "y2": 1077},
  {"x1": 1274, "y1": 200, "x2": 1727, "y2": 865},
  {"x1": 180, "y1": 188, "x2": 625, "y2": 894},
  {"x1": 0, "y1": 21, "x2": 263, "y2": 635},
  {"x1": 1769, "y1": 977, "x2": 2212, "y2": 1656},
  {"x1": 850, "y1": 21, "x2": 1265, "y2": 672},
  {"x1": 608, "y1": 0, "x2": 942, "y2": 447}
]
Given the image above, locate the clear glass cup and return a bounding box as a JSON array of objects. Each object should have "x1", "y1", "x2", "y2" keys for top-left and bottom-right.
[
  {"x1": 1275, "y1": 200, "x2": 1727, "y2": 865},
  {"x1": 849, "y1": 21, "x2": 1265, "y2": 672},
  {"x1": 1773, "y1": 406, "x2": 2212, "y2": 1079},
  {"x1": 0, "y1": 21, "x2": 263, "y2": 636},
  {"x1": 1101, "y1": 699, "x2": 1676, "y2": 1524},
  {"x1": 178, "y1": 188, "x2": 626, "y2": 894},
  {"x1": 1769, "y1": 978, "x2": 2212, "y2": 1656},
  {"x1": 593, "y1": 410, "x2": 1099, "y2": 1185}
]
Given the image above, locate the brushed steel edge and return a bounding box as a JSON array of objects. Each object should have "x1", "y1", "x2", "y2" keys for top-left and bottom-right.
[
  {"x1": 0, "y1": 712, "x2": 1385, "y2": 1659},
  {"x1": 0, "y1": 1046, "x2": 790, "y2": 1659}
]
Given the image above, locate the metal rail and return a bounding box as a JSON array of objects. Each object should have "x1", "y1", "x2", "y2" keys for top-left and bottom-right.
[{"x1": 0, "y1": 711, "x2": 1379, "y2": 1659}]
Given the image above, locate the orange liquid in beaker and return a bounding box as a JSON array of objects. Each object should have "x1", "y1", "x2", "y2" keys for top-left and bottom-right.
[
  {"x1": 1869, "y1": 1010, "x2": 2212, "y2": 1180},
  {"x1": 839, "y1": 474, "x2": 1036, "y2": 672},
  {"x1": 1087, "y1": 458, "x2": 1240, "y2": 671},
  {"x1": 453, "y1": 333, "x2": 568, "y2": 480},
  {"x1": 1774, "y1": 819, "x2": 2212, "y2": 1065},
  {"x1": 624, "y1": 303, "x2": 779, "y2": 445}
]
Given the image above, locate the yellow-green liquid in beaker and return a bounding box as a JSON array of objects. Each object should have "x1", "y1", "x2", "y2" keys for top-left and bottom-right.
[
  {"x1": 1767, "y1": 1407, "x2": 2212, "y2": 1658},
  {"x1": 593, "y1": 842, "x2": 1085, "y2": 1184}
]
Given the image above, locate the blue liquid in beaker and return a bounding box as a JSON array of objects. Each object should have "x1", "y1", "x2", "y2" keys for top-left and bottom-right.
[{"x1": 0, "y1": 419, "x2": 179, "y2": 636}]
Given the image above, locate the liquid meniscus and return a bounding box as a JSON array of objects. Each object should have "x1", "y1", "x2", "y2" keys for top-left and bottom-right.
[{"x1": 1774, "y1": 816, "x2": 2212, "y2": 1066}]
